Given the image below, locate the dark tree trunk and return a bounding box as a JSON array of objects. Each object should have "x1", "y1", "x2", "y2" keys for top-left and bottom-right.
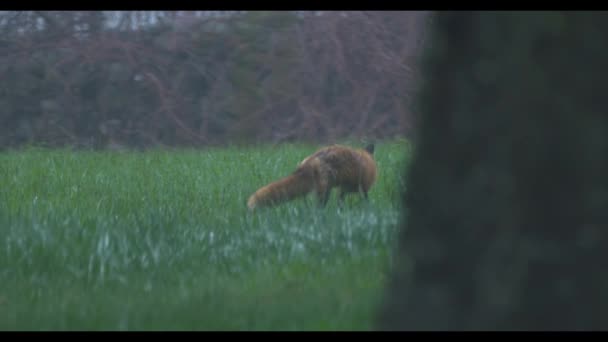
[{"x1": 378, "y1": 11, "x2": 608, "y2": 331}]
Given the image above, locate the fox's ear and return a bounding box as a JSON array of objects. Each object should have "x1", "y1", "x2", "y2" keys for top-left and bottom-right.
[{"x1": 365, "y1": 143, "x2": 375, "y2": 155}]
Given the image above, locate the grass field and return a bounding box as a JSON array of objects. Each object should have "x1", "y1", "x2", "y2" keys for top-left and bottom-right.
[{"x1": 0, "y1": 139, "x2": 410, "y2": 330}]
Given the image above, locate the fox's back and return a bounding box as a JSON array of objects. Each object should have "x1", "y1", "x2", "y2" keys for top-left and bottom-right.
[{"x1": 299, "y1": 145, "x2": 377, "y2": 192}]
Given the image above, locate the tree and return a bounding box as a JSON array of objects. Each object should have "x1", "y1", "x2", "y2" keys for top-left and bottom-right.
[{"x1": 378, "y1": 11, "x2": 608, "y2": 330}]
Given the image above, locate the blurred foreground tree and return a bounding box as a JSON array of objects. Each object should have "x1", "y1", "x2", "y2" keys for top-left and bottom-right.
[{"x1": 378, "y1": 11, "x2": 608, "y2": 330}]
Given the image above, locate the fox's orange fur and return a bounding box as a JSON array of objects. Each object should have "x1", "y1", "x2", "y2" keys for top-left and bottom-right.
[{"x1": 247, "y1": 144, "x2": 377, "y2": 210}]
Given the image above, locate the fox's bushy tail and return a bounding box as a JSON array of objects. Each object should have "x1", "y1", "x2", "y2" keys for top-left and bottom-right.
[{"x1": 247, "y1": 168, "x2": 314, "y2": 210}]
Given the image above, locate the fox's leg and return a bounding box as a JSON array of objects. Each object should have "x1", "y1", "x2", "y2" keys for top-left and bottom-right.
[
  {"x1": 314, "y1": 179, "x2": 330, "y2": 208},
  {"x1": 316, "y1": 188, "x2": 330, "y2": 207},
  {"x1": 338, "y1": 190, "x2": 347, "y2": 208},
  {"x1": 358, "y1": 185, "x2": 369, "y2": 202}
]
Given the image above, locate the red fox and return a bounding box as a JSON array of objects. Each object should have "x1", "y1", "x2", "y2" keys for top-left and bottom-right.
[{"x1": 247, "y1": 144, "x2": 377, "y2": 210}]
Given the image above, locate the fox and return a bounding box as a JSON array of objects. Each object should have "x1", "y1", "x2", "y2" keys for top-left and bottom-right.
[{"x1": 247, "y1": 143, "x2": 377, "y2": 210}]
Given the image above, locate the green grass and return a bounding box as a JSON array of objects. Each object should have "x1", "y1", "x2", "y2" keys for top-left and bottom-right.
[{"x1": 0, "y1": 139, "x2": 411, "y2": 330}]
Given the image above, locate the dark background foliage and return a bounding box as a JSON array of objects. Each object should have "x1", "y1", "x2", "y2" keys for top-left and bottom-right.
[{"x1": 0, "y1": 11, "x2": 429, "y2": 150}]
